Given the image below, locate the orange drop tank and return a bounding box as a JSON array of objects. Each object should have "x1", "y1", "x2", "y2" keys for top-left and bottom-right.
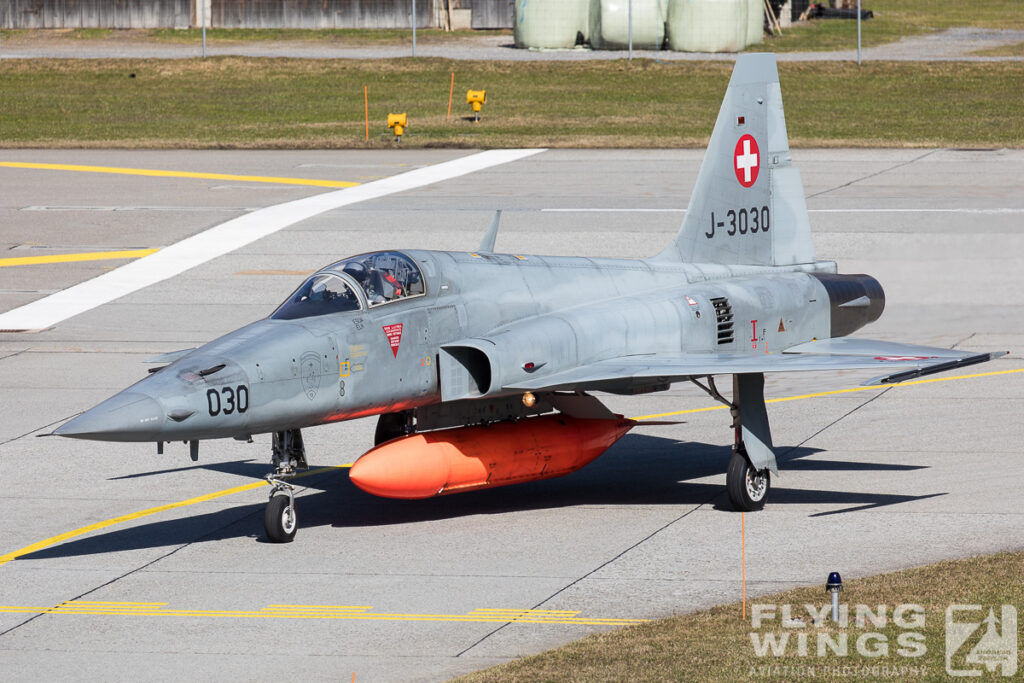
[{"x1": 348, "y1": 414, "x2": 635, "y2": 500}]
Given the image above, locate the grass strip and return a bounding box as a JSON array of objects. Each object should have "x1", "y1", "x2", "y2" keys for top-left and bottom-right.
[
  {"x1": 1, "y1": 59, "x2": 1021, "y2": 149},
  {"x1": 972, "y1": 42, "x2": 1024, "y2": 57},
  {"x1": 764, "y1": 0, "x2": 1024, "y2": 52},
  {"x1": 456, "y1": 550, "x2": 1024, "y2": 682}
]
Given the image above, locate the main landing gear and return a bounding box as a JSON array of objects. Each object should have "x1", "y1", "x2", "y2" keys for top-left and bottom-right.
[
  {"x1": 726, "y1": 447, "x2": 770, "y2": 511},
  {"x1": 264, "y1": 429, "x2": 306, "y2": 543},
  {"x1": 691, "y1": 374, "x2": 775, "y2": 512}
]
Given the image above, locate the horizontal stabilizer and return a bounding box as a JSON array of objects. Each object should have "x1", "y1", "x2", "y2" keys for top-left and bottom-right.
[{"x1": 866, "y1": 352, "x2": 1006, "y2": 386}]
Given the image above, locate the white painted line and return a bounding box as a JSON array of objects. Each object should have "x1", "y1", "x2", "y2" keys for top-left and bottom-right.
[
  {"x1": 0, "y1": 149, "x2": 546, "y2": 331},
  {"x1": 542, "y1": 208, "x2": 684, "y2": 212},
  {"x1": 808, "y1": 208, "x2": 1024, "y2": 214},
  {"x1": 541, "y1": 208, "x2": 1024, "y2": 214},
  {"x1": 23, "y1": 206, "x2": 256, "y2": 213}
]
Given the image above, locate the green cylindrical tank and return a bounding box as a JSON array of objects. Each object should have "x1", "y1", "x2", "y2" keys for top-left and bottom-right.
[
  {"x1": 667, "y1": 0, "x2": 748, "y2": 53},
  {"x1": 592, "y1": 0, "x2": 668, "y2": 50},
  {"x1": 514, "y1": 0, "x2": 590, "y2": 49},
  {"x1": 747, "y1": 0, "x2": 764, "y2": 46}
]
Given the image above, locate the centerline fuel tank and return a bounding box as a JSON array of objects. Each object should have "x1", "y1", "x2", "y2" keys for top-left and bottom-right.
[{"x1": 348, "y1": 414, "x2": 635, "y2": 499}]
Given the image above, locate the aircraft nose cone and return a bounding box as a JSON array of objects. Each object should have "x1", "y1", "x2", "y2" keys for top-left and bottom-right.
[{"x1": 54, "y1": 391, "x2": 164, "y2": 442}]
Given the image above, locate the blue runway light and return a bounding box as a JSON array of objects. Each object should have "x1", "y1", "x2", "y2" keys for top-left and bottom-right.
[{"x1": 826, "y1": 571, "x2": 843, "y2": 622}]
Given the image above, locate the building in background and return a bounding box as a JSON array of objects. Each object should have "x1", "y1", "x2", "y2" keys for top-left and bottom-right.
[
  {"x1": 1, "y1": 0, "x2": 515, "y2": 30},
  {"x1": 2, "y1": 0, "x2": 775, "y2": 53}
]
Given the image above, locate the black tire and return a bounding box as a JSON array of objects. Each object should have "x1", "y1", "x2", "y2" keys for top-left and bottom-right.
[
  {"x1": 726, "y1": 450, "x2": 770, "y2": 511},
  {"x1": 265, "y1": 494, "x2": 297, "y2": 543},
  {"x1": 374, "y1": 412, "x2": 407, "y2": 446}
]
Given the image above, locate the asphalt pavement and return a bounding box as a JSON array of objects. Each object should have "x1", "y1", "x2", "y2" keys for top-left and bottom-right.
[{"x1": 0, "y1": 148, "x2": 1021, "y2": 681}]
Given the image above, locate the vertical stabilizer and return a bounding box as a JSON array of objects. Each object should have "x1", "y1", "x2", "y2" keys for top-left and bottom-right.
[{"x1": 654, "y1": 54, "x2": 814, "y2": 266}]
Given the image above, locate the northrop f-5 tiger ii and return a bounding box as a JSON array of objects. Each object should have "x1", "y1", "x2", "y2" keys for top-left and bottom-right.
[{"x1": 54, "y1": 54, "x2": 1006, "y2": 542}]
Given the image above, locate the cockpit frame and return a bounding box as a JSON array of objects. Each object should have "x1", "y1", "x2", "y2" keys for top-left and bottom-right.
[{"x1": 270, "y1": 251, "x2": 426, "y2": 321}]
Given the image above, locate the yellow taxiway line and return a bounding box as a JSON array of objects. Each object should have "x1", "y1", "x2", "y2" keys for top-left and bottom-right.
[
  {"x1": 631, "y1": 367, "x2": 1024, "y2": 421},
  {"x1": 0, "y1": 601, "x2": 647, "y2": 626},
  {"x1": 0, "y1": 367, "x2": 1020, "y2": 570},
  {"x1": 0, "y1": 162, "x2": 360, "y2": 189},
  {"x1": 0, "y1": 465, "x2": 349, "y2": 568},
  {"x1": 0, "y1": 249, "x2": 159, "y2": 268}
]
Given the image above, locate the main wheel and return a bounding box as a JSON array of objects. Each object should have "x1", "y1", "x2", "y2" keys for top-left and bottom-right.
[
  {"x1": 726, "y1": 450, "x2": 770, "y2": 511},
  {"x1": 265, "y1": 494, "x2": 297, "y2": 543}
]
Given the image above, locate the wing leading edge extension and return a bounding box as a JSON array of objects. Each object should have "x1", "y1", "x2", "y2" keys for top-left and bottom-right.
[{"x1": 504, "y1": 340, "x2": 1007, "y2": 393}]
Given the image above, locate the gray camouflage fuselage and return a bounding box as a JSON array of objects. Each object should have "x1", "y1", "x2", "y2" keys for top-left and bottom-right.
[{"x1": 58, "y1": 249, "x2": 877, "y2": 444}]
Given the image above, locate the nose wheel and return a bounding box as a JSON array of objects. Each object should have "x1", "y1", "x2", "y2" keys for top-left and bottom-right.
[{"x1": 264, "y1": 477, "x2": 297, "y2": 543}]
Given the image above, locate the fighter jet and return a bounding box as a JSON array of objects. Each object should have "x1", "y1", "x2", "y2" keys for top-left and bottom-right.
[{"x1": 54, "y1": 54, "x2": 1006, "y2": 542}]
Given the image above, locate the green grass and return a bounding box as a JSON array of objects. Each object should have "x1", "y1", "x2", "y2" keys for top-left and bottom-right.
[
  {"x1": 0, "y1": 58, "x2": 1021, "y2": 149},
  {"x1": 753, "y1": 0, "x2": 1024, "y2": 53},
  {"x1": 973, "y1": 41, "x2": 1024, "y2": 57},
  {"x1": 455, "y1": 550, "x2": 1024, "y2": 682},
  {"x1": 870, "y1": 0, "x2": 1024, "y2": 30}
]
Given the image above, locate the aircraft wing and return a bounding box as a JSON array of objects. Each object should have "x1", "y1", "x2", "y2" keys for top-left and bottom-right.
[{"x1": 504, "y1": 339, "x2": 1007, "y2": 393}]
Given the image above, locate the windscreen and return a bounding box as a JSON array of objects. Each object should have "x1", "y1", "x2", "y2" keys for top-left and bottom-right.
[{"x1": 271, "y1": 273, "x2": 361, "y2": 320}]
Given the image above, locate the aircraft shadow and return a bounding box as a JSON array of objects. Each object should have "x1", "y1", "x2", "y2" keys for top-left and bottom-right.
[
  {"x1": 108, "y1": 459, "x2": 263, "y2": 480},
  {"x1": 19, "y1": 434, "x2": 944, "y2": 560}
]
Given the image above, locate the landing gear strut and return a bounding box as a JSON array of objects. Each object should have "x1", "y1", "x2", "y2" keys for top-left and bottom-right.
[
  {"x1": 691, "y1": 374, "x2": 775, "y2": 512},
  {"x1": 264, "y1": 429, "x2": 306, "y2": 543}
]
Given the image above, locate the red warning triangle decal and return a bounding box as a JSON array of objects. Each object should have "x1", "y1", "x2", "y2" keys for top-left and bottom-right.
[
  {"x1": 778, "y1": 318, "x2": 786, "y2": 332},
  {"x1": 382, "y1": 324, "x2": 403, "y2": 358}
]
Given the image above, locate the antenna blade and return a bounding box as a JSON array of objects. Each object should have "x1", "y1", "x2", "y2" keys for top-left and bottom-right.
[{"x1": 478, "y1": 210, "x2": 501, "y2": 253}]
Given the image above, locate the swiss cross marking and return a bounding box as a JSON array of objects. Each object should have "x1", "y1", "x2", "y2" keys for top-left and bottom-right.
[{"x1": 734, "y1": 134, "x2": 760, "y2": 188}]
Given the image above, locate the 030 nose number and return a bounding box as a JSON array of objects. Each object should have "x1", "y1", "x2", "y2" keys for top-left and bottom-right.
[{"x1": 207, "y1": 385, "x2": 249, "y2": 416}]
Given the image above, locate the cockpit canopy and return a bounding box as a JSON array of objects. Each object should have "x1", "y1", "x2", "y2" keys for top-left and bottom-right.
[{"x1": 271, "y1": 251, "x2": 424, "y2": 320}]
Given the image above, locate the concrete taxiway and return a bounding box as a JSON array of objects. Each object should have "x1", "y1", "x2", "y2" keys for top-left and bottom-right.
[{"x1": 0, "y1": 148, "x2": 1021, "y2": 681}]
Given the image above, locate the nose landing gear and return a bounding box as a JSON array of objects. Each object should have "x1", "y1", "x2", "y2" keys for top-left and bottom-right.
[
  {"x1": 264, "y1": 429, "x2": 306, "y2": 543},
  {"x1": 265, "y1": 478, "x2": 297, "y2": 543}
]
